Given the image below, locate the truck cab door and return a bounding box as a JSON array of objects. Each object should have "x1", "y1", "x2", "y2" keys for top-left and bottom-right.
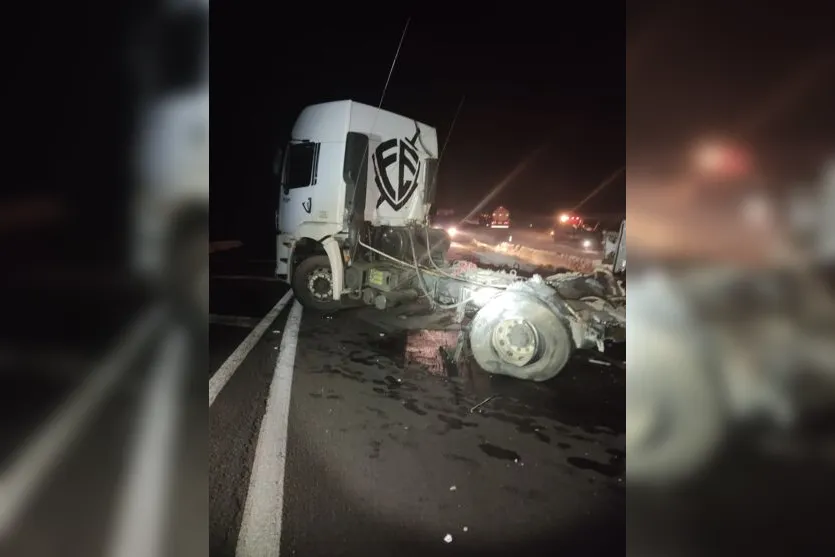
[{"x1": 275, "y1": 141, "x2": 320, "y2": 279}]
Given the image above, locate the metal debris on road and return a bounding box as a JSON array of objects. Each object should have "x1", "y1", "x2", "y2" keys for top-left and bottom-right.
[
  {"x1": 470, "y1": 395, "x2": 498, "y2": 413},
  {"x1": 449, "y1": 485, "x2": 457, "y2": 491},
  {"x1": 462, "y1": 526, "x2": 468, "y2": 532},
  {"x1": 588, "y1": 358, "x2": 611, "y2": 366},
  {"x1": 443, "y1": 534, "x2": 453, "y2": 543}
]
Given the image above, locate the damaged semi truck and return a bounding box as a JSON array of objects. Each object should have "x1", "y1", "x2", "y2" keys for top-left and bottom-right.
[{"x1": 274, "y1": 100, "x2": 625, "y2": 382}]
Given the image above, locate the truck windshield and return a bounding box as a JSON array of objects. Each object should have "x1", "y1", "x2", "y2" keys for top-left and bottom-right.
[{"x1": 283, "y1": 142, "x2": 318, "y2": 189}]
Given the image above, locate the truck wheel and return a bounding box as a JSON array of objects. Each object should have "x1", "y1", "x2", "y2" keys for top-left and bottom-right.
[
  {"x1": 292, "y1": 255, "x2": 342, "y2": 312},
  {"x1": 469, "y1": 291, "x2": 573, "y2": 382}
]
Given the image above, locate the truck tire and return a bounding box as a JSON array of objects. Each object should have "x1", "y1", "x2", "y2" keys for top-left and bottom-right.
[
  {"x1": 469, "y1": 291, "x2": 573, "y2": 382},
  {"x1": 292, "y1": 255, "x2": 343, "y2": 312}
]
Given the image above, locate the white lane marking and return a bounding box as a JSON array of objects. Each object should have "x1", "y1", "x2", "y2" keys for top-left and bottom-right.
[
  {"x1": 209, "y1": 290, "x2": 293, "y2": 407},
  {"x1": 235, "y1": 300, "x2": 303, "y2": 557},
  {"x1": 106, "y1": 325, "x2": 189, "y2": 557},
  {"x1": 0, "y1": 306, "x2": 164, "y2": 540}
]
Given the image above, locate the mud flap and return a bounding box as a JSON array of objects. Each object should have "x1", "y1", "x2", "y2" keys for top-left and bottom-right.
[{"x1": 322, "y1": 237, "x2": 344, "y2": 300}]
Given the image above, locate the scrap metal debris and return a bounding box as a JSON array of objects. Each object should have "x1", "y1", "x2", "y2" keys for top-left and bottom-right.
[
  {"x1": 443, "y1": 534, "x2": 453, "y2": 543},
  {"x1": 470, "y1": 395, "x2": 498, "y2": 413}
]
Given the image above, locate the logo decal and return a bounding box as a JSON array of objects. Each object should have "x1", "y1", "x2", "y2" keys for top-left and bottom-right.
[
  {"x1": 302, "y1": 197, "x2": 312, "y2": 214},
  {"x1": 372, "y1": 123, "x2": 422, "y2": 211}
]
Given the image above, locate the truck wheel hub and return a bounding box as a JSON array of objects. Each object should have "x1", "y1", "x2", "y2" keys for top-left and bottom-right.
[
  {"x1": 492, "y1": 318, "x2": 538, "y2": 366},
  {"x1": 308, "y1": 269, "x2": 332, "y2": 301}
]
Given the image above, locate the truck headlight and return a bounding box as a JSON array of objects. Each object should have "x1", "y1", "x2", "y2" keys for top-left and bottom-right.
[{"x1": 447, "y1": 226, "x2": 457, "y2": 238}]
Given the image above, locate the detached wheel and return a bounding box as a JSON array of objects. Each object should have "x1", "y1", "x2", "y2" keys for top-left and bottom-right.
[
  {"x1": 469, "y1": 291, "x2": 573, "y2": 382},
  {"x1": 291, "y1": 255, "x2": 342, "y2": 311}
]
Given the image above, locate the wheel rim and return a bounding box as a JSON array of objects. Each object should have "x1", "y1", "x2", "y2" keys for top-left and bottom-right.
[
  {"x1": 307, "y1": 268, "x2": 333, "y2": 302},
  {"x1": 491, "y1": 318, "x2": 539, "y2": 367}
]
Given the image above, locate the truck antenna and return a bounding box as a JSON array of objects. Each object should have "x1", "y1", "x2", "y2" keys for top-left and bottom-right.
[
  {"x1": 377, "y1": 17, "x2": 411, "y2": 110},
  {"x1": 344, "y1": 16, "x2": 410, "y2": 264},
  {"x1": 437, "y1": 94, "x2": 465, "y2": 170}
]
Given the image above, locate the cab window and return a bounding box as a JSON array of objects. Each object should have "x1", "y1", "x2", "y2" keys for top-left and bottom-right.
[{"x1": 283, "y1": 142, "x2": 319, "y2": 189}]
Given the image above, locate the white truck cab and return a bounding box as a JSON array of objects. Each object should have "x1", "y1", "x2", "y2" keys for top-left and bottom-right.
[{"x1": 274, "y1": 100, "x2": 441, "y2": 309}]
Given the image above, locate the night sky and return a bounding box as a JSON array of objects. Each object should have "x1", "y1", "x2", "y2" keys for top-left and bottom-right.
[
  {"x1": 210, "y1": 7, "x2": 626, "y2": 251},
  {"x1": 6, "y1": 3, "x2": 834, "y2": 265}
]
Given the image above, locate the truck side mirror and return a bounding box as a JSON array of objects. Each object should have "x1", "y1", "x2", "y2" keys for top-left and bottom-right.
[{"x1": 272, "y1": 147, "x2": 284, "y2": 177}]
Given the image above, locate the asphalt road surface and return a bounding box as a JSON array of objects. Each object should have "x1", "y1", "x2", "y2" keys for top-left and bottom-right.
[
  {"x1": 0, "y1": 268, "x2": 207, "y2": 557},
  {"x1": 208, "y1": 249, "x2": 625, "y2": 557}
]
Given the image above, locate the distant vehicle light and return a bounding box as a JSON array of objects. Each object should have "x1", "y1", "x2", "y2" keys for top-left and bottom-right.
[
  {"x1": 582, "y1": 239, "x2": 592, "y2": 248},
  {"x1": 549, "y1": 229, "x2": 555, "y2": 236},
  {"x1": 447, "y1": 226, "x2": 457, "y2": 238},
  {"x1": 559, "y1": 214, "x2": 569, "y2": 223}
]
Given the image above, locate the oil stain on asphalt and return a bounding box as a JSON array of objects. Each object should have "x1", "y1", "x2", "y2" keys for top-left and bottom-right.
[{"x1": 479, "y1": 443, "x2": 522, "y2": 462}]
